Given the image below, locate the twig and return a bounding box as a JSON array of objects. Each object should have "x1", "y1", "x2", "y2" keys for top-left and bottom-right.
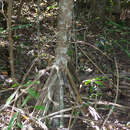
[
  {"x1": 4, "y1": 105, "x2": 48, "y2": 130},
  {"x1": 0, "y1": 69, "x2": 47, "y2": 112},
  {"x1": 77, "y1": 40, "x2": 113, "y2": 61},
  {"x1": 101, "y1": 57, "x2": 119, "y2": 129},
  {"x1": 78, "y1": 46, "x2": 105, "y2": 75},
  {"x1": 0, "y1": 88, "x2": 15, "y2": 93},
  {"x1": 39, "y1": 105, "x2": 82, "y2": 120},
  {"x1": 21, "y1": 58, "x2": 38, "y2": 83},
  {"x1": 78, "y1": 45, "x2": 116, "y2": 90},
  {"x1": 7, "y1": 0, "x2": 15, "y2": 81},
  {"x1": 68, "y1": 106, "x2": 74, "y2": 130},
  {"x1": 66, "y1": 67, "x2": 87, "y2": 116},
  {"x1": 58, "y1": 71, "x2": 65, "y2": 128},
  {"x1": 81, "y1": 97, "x2": 130, "y2": 110},
  {"x1": 32, "y1": 68, "x2": 56, "y2": 116}
]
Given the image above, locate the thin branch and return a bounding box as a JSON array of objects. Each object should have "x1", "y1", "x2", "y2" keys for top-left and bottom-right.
[
  {"x1": 7, "y1": 0, "x2": 15, "y2": 80},
  {"x1": 77, "y1": 40, "x2": 113, "y2": 61},
  {"x1": 101, "y1": 57, "x2": 119, "y2": 129}
]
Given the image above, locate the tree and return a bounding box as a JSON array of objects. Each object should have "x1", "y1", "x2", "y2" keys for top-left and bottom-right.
[{"x1": 32, "y1": 0, "x2": 86, "y2": 128}]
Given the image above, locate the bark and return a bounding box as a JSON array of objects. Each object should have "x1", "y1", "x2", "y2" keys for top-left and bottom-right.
[
  {"x1": 33, "y1": 0, "x2": 74, "y2": 128},
  {"x1": 33, "y1": 1, "x2": 97, "y2": 128}
]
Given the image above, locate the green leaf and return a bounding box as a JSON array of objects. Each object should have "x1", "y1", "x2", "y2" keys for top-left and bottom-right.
[
  {"x1": 95, "y1": 81, "x2": 103, "y2": 85},
  {"x1": 11, "y1": 24, "x2": 32, "y2": 30},
  {"x1": 23, "y1": 81, "x2": 32, "y2": 87},
  {"x1": 8, "y1": 112, "x2": 18, "y2": 130},
  {"x1": 5, "y1": 91, "x2": 17, "y2": 106},
  {"x1": 34, "y1": 105, "x2": 45, "y2": 110},
  {"x1": 21, "y1": 95, "x2": 31, "y2": 107},
  {"x1": 11, "y1": 83, "x2": 19, "y2": 88},
  {"x1": 73, "y1": 111, "x2": 79, "y2": 116},
  {"x1": 84, "y1": 80, "x2": 91, "y2": 85},
  {"x1": 46, "y1": 118, "x2": 50, "y2": 128},
  {"x1": 101, "y1": 76, "x2": 107, "y2": 80},
  {"x1": 67, "y1": 45, "x2": 74, "y2": 57},
  {"x1": 17, "y1": 122, "x2": 22, "y2": 129},
  {"x1": 107, "y1": 21, "x2": 122, "y2": 29},
  {"x1": 89, "y1": 86, "x2": 94, "y2": 93},
  {"x1": 27, "y1": 88, "x2": 38, "y2": 99},
  {"x1": 94, "y1": 77, "x2": 100, "y2": 81},
  {"x1": 33, "y1": 80, "x2": 40, "y2": 85},
  {"x1": 0, "y1": 66, "x2": 4, "y2": 70},
  {"x1": 47, "y1": 3, "x2": 57, "y2": 10},
  {"x1": 68, "y1": 49, "x2": 73, "y2": 57},
  {"x1": 83, "y1": 102, "x2": 90, "y2": 107}
]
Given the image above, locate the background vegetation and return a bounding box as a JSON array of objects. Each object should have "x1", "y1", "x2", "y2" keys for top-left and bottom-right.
[{"x1": 0, "y1": 0, "x2": 130, "y2": 129}]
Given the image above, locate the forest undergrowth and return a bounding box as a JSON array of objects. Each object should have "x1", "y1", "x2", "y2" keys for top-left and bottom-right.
[{"x1": 0, "y1": 0, "x2": 130, "y2": 129}]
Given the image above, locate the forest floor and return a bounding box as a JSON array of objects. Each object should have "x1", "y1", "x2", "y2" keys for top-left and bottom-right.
[{"x1": 0, "y1": 1, "x2": 130, "y2": 130}]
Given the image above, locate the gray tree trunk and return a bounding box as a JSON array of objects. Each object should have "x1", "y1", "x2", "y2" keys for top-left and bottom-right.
[
  {"x1": 33, "y1": 0, "x2": 73, "y2": 129},
  {"x1": 52, "y1": 0, "x2": 73, "y2": 128}
]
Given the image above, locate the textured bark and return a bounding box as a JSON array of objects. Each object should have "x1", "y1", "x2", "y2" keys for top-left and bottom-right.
[
  {"x1": 33, "y1": 0, "x2": 74, "y2": 128},
  {"x1": 51, "y1": 0, "x2": 73, "y2": 127},
  {"x1": 56, "y1": 0, "x2": 73, "y2": 63}
]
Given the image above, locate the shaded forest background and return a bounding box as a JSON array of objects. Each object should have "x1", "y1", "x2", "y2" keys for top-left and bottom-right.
[{"x1": 0, "y1": 0, "x2": 130, "y2": 129}]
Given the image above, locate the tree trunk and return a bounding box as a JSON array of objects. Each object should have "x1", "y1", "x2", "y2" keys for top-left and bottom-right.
[
  {"x1": 32, "y1": 0, "x2": 99, "y2": 128},
  {"x1": 33, "y1": 0, "x2": 77, "y2": 128}
]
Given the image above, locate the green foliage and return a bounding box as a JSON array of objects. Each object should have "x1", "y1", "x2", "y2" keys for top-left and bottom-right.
[
  {"x1": 0, "y1": 66, "x2": 5, "y2": 70},
  {"x1": 11, "y1": 24, "x2": 32, "y2": 30},
  {"x1": 83, "y1": 77, "x2": 103, "y2": 86},
  {"x1": 95, "y1": 80, "x2": 103, "y2": 85},
  {"x1": 11, "y1": 83, "x2": 19, "y2": 88},
  {"x1": 121, "y1": 0, "x2": 130, "y2": 7},
  {"x1": 17, "y1": 122, "x2": 22, "y2": 129},
  {"x1": 47, "y1": 3, "x2": 57, "y2": 11},
  {"x1": 23, "y1": 80, "x2": 40, "y2": 87},
  {"x1": 27, "y1": 88, "x2": 38, "y2": 99},
  {"x1": 73, "y1": 111, "x2": 79, "y2": 116},
  {"x1": 8, "y1": 112, "x2": 18, "y2": 130},
  {"x1": 21, "y1": 95, "x2": 31, "y2": 107},
  {"x1": 45, "y1": 118, "x2": 50, "y2": 128},
  {"x1": 114, "y1": 39, "x2": 130, "y2": 57},
  {"x1": 23, "y1": 81, "x2": 32, "y2": 87},
  {"x1": 5, "y1": 91, "x2": 17, "y2": 106},
  {"x1": 109, "y1": 0, "x2": 114, "y2": 7},
  {"x1": 33, "y1": 80, "x2": 40, "y2": 85},
  {"x1": 83, "y1": 102, "x2": 91, "y2": 107},
  {"x1": 77, "y1": 34, "x2": 84, "y2": 40},
  {"x1": 34, "y1": 105, "x2": 45, "y2": 110},
  {"x1": 106, "y1": 20, "x2": 130, "y2": 30},
  {"x1": 89, "y1": 86, "x2": 94, "y2": 94},
  {"x1": 11, "y1": 80, "x2": 40, "y2": 88},
  {"x1": 0, "y1": 28, "x2": 4, "y2": 32},
  {"x1": 104, "y1": 20, "x2": 130, "y2": 57},
  {"x1": 67, "y1": 44, "x2": 74, "y2": 57},
  {"x1": 82, "y1": 77, "x2": 106, "y2": 97}
]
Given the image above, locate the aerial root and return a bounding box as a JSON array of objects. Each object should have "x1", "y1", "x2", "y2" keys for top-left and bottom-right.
[{"x1": 32, "y1": 61, "x2": 101, "y2": 128}]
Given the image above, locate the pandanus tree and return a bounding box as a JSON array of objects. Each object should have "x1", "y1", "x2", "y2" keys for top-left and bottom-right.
[{"x1": 33, "y1": 0, "x2": 87, "y2": 128}]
